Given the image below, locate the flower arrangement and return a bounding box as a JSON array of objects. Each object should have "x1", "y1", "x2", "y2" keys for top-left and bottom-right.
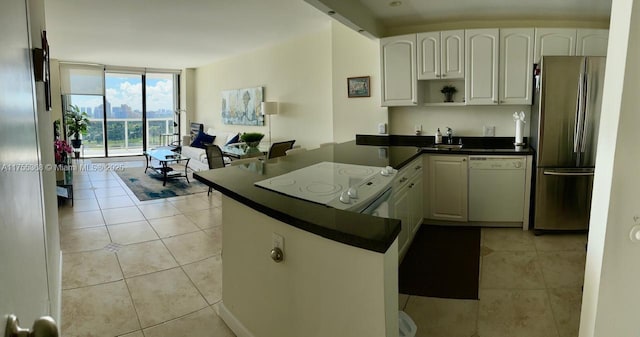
[
  {"x1": 240, "y1": 132, "x2": 264, "y2": 147},
  {"x1": 54, "y1": 139, "x2": 73, "y2": 165},
  {"x1": 440, "y1": 85, "x2": 458, "y2": 102}
]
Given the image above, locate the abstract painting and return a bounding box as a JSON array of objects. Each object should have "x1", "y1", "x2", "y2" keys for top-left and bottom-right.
[{"x1": 221, "y1": 86, "x2": 264, "y2": 125}]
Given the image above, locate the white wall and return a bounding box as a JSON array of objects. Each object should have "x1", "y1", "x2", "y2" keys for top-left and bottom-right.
[
  {"x1": 192, "y1": 27, "x2": 333, "y2": 149},
  {"x1": 389, "y1": 105, "x2": 531, "y2": 137},
  {"x1": 220, "y1": 196, "x2": 397, "y2": 337},
  {"x1": 331, "y1": 21, "x2": 388, "y2": 142},
  {"x1": 580, "y1": 0, "x2": 640, "y2": 335},
  {"x1": 29, "y1": 0, "x2": 62, "y2": 323}
]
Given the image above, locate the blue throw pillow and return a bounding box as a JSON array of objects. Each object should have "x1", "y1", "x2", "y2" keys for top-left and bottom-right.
[
  {"x1": 190, "y1": 131, "x2": 215, "y2": 149},
  {"x1": 225, "y1": 133, "x2": 240, "y2": 145}
]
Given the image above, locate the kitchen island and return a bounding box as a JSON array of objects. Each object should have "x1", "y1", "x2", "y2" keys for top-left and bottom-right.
[{"x1": 194, "y1": 138, "x2": 533, "y2": 337}]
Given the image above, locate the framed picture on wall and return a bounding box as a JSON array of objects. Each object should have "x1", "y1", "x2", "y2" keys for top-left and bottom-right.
[
  {"x1": 347, "y1": 76, "x2": 370, "y2": 98},
  {"x1": 43, "y1": 31, "x2": 51, "y2": 111}
]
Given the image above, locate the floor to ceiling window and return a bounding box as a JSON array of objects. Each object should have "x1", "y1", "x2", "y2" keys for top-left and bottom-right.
[
  {"x1": 105, "y1": 72, "x2": 144, "y2": 156},
  {"x1": 146, "y1": 73, "x2": 177, "y2": 149},
  {"x1": 59, "y1": 63, "x2": 180, "y2": 158}
]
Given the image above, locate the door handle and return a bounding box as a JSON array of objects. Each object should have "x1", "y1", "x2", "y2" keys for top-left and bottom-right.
[
  {"x1": 543, "y1": 170, "x2": 594, "y2": 176},
  {"x1": 5, "y1": 314, "x2": 58, "y2": 337}
]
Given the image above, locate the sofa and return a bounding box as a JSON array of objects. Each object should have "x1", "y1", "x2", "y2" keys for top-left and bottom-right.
[{"x1": 181, "y1": 126, "x2": 239, "y2": 171}]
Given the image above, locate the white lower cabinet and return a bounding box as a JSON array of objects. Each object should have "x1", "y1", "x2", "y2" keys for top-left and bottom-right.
[
  {"x1": 427, "y1": 155, "x2": 468, "y2": 221},
  {"x1": 392, "y1": 182, "x2": 411, "y2": 256},
  {"x1": 408, "y1": 173, "x2": 423, "y2": 234},
  {"x1": 391, "y1": 157, "x2": 424, "y2": 258}
]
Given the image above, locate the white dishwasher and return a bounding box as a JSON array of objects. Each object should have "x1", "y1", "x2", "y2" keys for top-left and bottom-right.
[{"x1": 468, "y1": 156, "x2": 526, "y2": 222}]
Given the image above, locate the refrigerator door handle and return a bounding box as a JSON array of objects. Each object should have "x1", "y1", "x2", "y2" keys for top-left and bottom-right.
[
  {"x1": 574, "y1": 74, "x2": 585, "y2": 154},
  {"x1": 574, "y1": 60, "x2": 587, "y2": 165},
  {"x1": 581, "y1": 73, "x2": 591, "y2": 155},
  {"x1": 543, "y1": 169, "x2": 594, "y2": 176}
]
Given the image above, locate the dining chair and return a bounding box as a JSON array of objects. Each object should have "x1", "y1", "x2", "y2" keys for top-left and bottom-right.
[
  {"x1": 267, "y1": 140, "x2": 295, "y2": 159},
  {"x1": 205, "y1": 144, "x2": 226, "y2": 195}
]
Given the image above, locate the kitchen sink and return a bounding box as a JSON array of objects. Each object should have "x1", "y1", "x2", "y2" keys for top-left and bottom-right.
[{"x1": 429, "y1": 144, "x2": 463, "y2": 150}]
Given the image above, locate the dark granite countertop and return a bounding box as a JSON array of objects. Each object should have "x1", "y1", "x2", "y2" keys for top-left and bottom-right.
[{"x1": 194, "y1": 137, "x2": 535, "y2": 253}]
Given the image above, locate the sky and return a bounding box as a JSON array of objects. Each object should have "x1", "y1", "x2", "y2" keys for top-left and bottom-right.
[{"x1": 70, "y1": 74, "x2": 174, "y2": 114}]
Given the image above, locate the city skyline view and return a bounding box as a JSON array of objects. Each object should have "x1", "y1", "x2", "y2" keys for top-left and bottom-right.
[{"x1": 70, "y1": 73, "x2": 175, "y2": 119}]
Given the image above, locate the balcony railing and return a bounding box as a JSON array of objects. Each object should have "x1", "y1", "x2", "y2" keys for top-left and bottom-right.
[{"x1": 81, "y1": 117, "x2": 175, "y2": 157}]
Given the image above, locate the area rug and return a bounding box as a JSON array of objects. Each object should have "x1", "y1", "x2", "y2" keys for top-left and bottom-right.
[
  {"x1": 399, "y1": 225, "x2": 481, "y2": 300},
  {"x1": 116, "y1": 167, "x2": 208, "y2": 201}
]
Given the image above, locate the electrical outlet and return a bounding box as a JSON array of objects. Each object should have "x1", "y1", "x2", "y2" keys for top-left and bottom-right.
[
  {"x1": 272, "y1": 232, "x2": 284, "y2": 250},
  {"x1": 483, "y1": 125, "x2": 495, "y2": 137}
]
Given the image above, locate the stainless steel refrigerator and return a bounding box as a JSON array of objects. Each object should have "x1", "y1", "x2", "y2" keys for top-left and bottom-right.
[{"x1": 530, "y1": 56, "x2": 605, "y2": 231}]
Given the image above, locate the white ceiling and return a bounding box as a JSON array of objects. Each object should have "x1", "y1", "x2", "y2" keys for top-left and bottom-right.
[
  {"x1": 44, "y1": 0, "x2": 612, "y2": 70},
  {"x1": 44, "y1": 0, "x2": 331, "y2": 69}
]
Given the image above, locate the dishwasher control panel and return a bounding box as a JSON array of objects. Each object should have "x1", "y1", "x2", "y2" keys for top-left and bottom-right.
[{"x1": 468, "y1": 156, "x2": 526, "y2": 170}]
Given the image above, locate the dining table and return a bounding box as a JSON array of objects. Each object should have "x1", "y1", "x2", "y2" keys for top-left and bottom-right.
[{"x1": 221, "y1": 142, "x2": 271, "y2": 159}]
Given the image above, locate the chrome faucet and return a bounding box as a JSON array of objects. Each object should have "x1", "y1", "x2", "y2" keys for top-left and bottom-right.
[{"x1": 446, "y1": 127, "x2": 453, "y2": 144}]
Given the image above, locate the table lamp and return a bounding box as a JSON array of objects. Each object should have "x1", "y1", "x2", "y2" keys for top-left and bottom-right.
[{"x1": 261, "y1": 102, "x2": 278, "y2": 144}]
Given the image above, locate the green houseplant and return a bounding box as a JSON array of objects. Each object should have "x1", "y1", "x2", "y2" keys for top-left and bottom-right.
[
  {"x1": 240, "y1": 132, "x2": 264, "y2": 147},
  {"x1": 440, "y1": 85, "x2": 458, "y2": 102},
  {"x1": 65, "y1": 104, "x2": 90, "y2": 149}
]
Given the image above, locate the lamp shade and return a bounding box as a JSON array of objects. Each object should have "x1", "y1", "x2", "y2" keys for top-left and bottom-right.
[{"x1": 261, "y1": 102, "x2": 278, "y2": 116}]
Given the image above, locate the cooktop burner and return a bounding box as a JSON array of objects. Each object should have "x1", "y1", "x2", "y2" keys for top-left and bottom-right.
[{"x1": 254, "y1": 162, "x2": 395, "y2": 211}]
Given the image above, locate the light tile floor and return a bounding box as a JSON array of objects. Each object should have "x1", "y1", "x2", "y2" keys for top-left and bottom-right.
[
  {"x1": 58, "y1": 159, "x2": 234, "y2": 337},
  {"x1": 402, "y1": 227, "x2": 587, "y2": 337},
  {"x1": 59, "y1": 159, "x2": 587, "y2": 337}
]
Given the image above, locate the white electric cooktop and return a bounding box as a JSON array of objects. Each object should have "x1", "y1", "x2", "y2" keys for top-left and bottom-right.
[{"x1": 254, "y1": 162, "x2": 395, "y2": 211}]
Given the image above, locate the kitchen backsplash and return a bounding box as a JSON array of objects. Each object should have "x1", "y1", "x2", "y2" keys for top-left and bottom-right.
[{"x1": 389, "y1": 105, "x2": 532, "y2": 137}]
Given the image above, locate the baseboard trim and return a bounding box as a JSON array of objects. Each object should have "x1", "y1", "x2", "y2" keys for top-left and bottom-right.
[{"x1": 218, "y1": 302, "x2": 255, "y2": 337}]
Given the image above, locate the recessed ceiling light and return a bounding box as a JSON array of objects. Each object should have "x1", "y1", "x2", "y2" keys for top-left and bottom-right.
[{"x1": 389, "y1": 1, "x2": 402, "y2": 7}]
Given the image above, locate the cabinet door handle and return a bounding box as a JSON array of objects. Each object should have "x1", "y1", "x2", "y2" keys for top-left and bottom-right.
[
  {"x1": 462, "y1": 158, "x2": 466, "y2": 161},
  {"x1": 436, "y1": 74, "x2": 441, "y2": 78},
  {"x1": 399, "y1": 177, "x2": 408, "y2": 183},
  {"x1": 408, "y1": 183, "x2": 415, "y2": 188},
  {"x1": 442, "y1": 74, "x2": 446, "y2": 78},
  {"x1": 493, "y1": 100, "x2": 498, "y2": 103},
  {"x1": 415, "y1": 165, "x2": 422, "y2": 170}
]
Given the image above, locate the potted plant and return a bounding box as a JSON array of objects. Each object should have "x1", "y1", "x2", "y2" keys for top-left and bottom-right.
[
  {"x1": 65, "y1": 104, "x2": 90, "y2": 149},
  {"x1": 240, "y1": 132, "x2": 264, "y2": 148},
  {"x1": 440, "y1": 85, "x2": 458, "y2": 102}
]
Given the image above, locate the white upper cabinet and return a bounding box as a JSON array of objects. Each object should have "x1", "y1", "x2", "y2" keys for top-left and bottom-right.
[
  {"x1": 534, "y1": 28, "x2": 577, "y2": 63},
  {"x1": 380, "y1": 34, "x2": 418, "y2": 106},
  {"x1": 417, "y1": 30, "x2": 464, "y2": 80},
  {"x1": 499, "y1": 28, "x2": 534, "y2": 105},
  {"x1": 576, "y1": 29, "x2": 609, "y2": 56},
  {"x1": 465, "y1": 29, "x2": 499, "y2": 105},
  {"x1": 417, "y1": 32, "x2": 439, "y2": 80},
  {"x1": 535, "y1": 28, "x2": 609, "y2": 62}
]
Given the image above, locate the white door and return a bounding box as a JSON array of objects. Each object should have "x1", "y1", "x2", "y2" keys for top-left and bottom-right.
[
  {"x1": 1, "y1": 0, "x2": 58, "y2": 332},
  {"x1": 534, "y1": 28, "x2": 577, "y2": 63},
  {"x1": 441, "y1": 30, "x2": 465, "y2": 79},
  {"x1": 380, "y1": 34, "x2": 418, "y2": 106},
  {"x1": 576, "y1": 29, "x2": 609, "y2": 56},
  {"x1": 499, "y1": 28, "x2": 534, "y2": 105},
  {"x1": 417, "y1": 32, "x2": 440, "y2": 80},
  {"x1": 465, "y1": 29, "x2": 499, "y2": 105}
]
